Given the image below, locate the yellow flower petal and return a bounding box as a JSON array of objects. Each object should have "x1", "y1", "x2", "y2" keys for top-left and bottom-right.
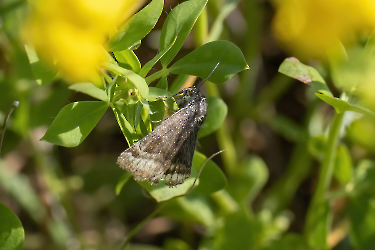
[
  {"x1": 272, "y1": 0, "x2": 375, "y2": 60},
  {"x1": 22, "y1": 0, "x2": 142, "y2": 83}
]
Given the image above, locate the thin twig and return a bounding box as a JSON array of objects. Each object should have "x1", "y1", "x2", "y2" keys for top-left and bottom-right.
[
  {"x1": 120, "y1": 205, "x2": 164, "y2": 250},
  {"x1": 0, "y1": 101, "x2": 19, "y2": 156}
]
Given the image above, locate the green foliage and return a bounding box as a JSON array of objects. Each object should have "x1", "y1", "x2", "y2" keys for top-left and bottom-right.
[
  {"x1": 41, "y1": 101, "x2": 109, "y2": 147},
  {"x1": 108, "y1": 0, "x2": 164, "y2": 52},
  {"x1": 0, "y1": 203, "x2": 24, "y2": 250},
  {"x1": 2, "y1": 0, "x2": 375, "y2": 249}
]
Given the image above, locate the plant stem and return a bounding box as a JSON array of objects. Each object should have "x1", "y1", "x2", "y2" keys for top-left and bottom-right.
[
  {"x1": 0, "y1": 101, "x2": 19, "y2": 156},
  {"x1": 145, "y1": 68, "x2": 170, "y2": 85},
  {"x1": 120, "y1": 206, "x2": 163, "y2": 250},
  {"x1": 205, "y1": 81, "x2": 237, "y2": 174},
  {"x1": 313, "y1": 112, "x2": 344, "y2": 203},
  {"x1": 194, "y1": 6, "x2": 208, "y2": 46},
  {"x1": 304, "y1": 111, "x2": 344, "y2": 242}
]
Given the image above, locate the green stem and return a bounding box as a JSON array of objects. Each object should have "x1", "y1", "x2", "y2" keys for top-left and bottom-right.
[
  {"x1": 205, "y1": 81, "x2": 237, "y2": 174},
  {"x1": 211, "y1": 190, "x2": 239, "y2": 214},
  {"x1": 120, "y1": 206, "x2": 163, "y2": 250},
  {"x1": 260, "y1": 100, "x2": 318, "y2": 214},
  {"x1": 145, "y1": 68, "x2": 170, "y2": 85},
  {"x1": 194, "y1": 6, "x2": 208, "y2": 46},
  {"x1": 304, "y1": 111, "x2": 344, "y2": 239},
  {"x1": 0, "y1": 101, "x2": 18, "y2": 156},
  {"x1": 313, "y1": 112, "x2": 344, "y2": 203}
]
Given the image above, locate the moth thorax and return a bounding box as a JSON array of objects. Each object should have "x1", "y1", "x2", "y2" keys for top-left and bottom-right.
[{"x1": 175, "y1": 87, "x2": 202, "y2": 109}]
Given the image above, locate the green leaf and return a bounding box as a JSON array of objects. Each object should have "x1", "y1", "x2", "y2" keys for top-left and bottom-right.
[
  {"x1": 106, "y1": 75, "x2": 118, "y2": 103},
  {"x1": 108, "y1": 0, "x2": 164, "y2": 51},
  {"x1": 113, "y1": 49, "x2": 141, "y2": 73},
  {"x1": 169, "y1": 75, "x2": 189, "y2": 94},
  {"x1": 191, "y1": 152, "x2": 227, "y2": 194},
  {"x1": 198, "y1": 96, "x2": 227, "y2": 138},
  {"x1": 112, "y1": 102, "x2": 140, "y2": 146},
  {"x1": 333, "y1": 144, "x2": 352, "y2": 184},
  {"x1": 115, "y1": 172, "x2": 132, "y2": 195},
  {"x1": 316, "y1": 93, "x2": 375, "y2": 117},
  {"x1": 138, "y1": 37, "x2": 177, "y2": 78},
  {"x1": 348, "y1": 195, "x2": 375, "y2": 250},
  {"x1": 41, "y1": 101, "x2": 108, "y2": 147},
  {"x1": 139, "y1": 152, "x2": 226, "y2": 202},
  {"x1": 307, "y1": 135, "x2": 326, "y2": 161},
  {"x1": 169, "y1": 41, "x2": 249, "y2": 84},
  {"x1": 0, "y1": 203, "x2": 24, "y2": 250},
  {"x1": 69, "y1": 83, "x2": 108, "y2": 101},
  {"x1": 351, "y1": 160, "x2": 375, "y2": 195},
  {"x1": 227, "y1": 156, "x2": 268, "y2": 204},
  {"x1": 213, "y1": 210, "x2": 261, "y2": 250},
  {"x1": 264, "y1": 234, "x2": 311, "y2": 250},
  {"x1": 161, "y1": 196, "x2": 215, "y2": 227},
  {"x1": 155, "y1": 76, "x2": 168, "y2": 90},
  {"x1": 305, "y1": 200, "x2": 331, "y2": 249},
  {"x1": 102, "y1": 62, "x2": 149, "y2": 99},
  {"x1": 160, "y1": 0, "x2": 208, "y2": 67},
  {"x1": 279, "y1": 57, "x2": 333, "y2": 97},
  {"x1": 147, "y1": 87, "x2": 172, "y2": 102},
  {"x1": 24, "y1": 45, "x2": 57, "y2": 85},
  {"x1": 347, "y1": 117, "x2": 375, "y2": 150}
]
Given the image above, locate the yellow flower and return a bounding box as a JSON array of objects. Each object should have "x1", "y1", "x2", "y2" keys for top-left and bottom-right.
[
  {"x1": 22, "y1": 0, "x2": 142, "y2": 83},
  {"x1": 272, "y1": 0, "x2": 375, "y2": 60}
]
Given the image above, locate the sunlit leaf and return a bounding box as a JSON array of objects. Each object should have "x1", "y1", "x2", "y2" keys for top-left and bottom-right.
[
  {"x1": 108, "y1": 0, "x2": 164, "y2": 51},
  {"x1": 139, "y1": 38, "x2": 176, "y2": 78},
  {"x1": 160, "y1": 0, "x2": 208, "y2": 67},
  {"x1": 0, "y1": 203, "x2": 24, "y2": 250},
  {"x1": 169, "y1": 41, "x2": 249, "y2": 84},
  {"x1": 113, "y1": 102, "x2": 140, "y2": 146},
  {"x1": 102, "y1": 62, "x2": 149, "y2": 99},
  {"x1": 316, "y1": 93, "x2": 375, "y2": 118},
  {"x1": 41, "y1": 101, "x2": 108, "y2": 147},
  {"x1": 279, "y1": 57, "x2": 332, "y2": 97},
  {"x1": 69, "y1": 83, "x2": 108, "y2": 101},
  {"x1": 147, "y1": 87, "x2": 171, "y2": 102},
  {"x1": 113, "y1": 49, "x2": 141, "y2": 73}
]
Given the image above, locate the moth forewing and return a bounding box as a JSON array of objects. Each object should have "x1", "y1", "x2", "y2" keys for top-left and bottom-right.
[{"x1": 117, "y1": 87, "x2": 207, "y2": 186}]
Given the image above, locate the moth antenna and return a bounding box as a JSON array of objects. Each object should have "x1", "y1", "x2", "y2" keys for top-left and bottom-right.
[
  {"x1": 0, "y1": 101, "x2": 19, "y2": 156},
  {"x1": 196, "y1": 51, "x2": 229, "y2": 90},
  {"x1": 185, "y1": 149, "x2": 226, "y2": 195}
]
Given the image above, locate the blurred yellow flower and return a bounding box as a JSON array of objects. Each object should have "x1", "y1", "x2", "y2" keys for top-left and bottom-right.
[
  {"x1": 272, "y1": 0, "x2": 375, "y2": 60},
  {"x1": 22, "y1": 0, "x2": 142, "y2": 83}
]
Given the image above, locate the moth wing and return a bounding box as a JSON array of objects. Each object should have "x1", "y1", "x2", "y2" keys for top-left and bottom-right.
[{"x1": 117, "y1": 103, "x2": 199, "y2": 186}]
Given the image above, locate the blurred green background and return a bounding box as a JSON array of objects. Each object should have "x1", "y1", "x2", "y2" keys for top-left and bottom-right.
[{"x1": 1, "y1": 0, "x2": 375, "y2": 249}]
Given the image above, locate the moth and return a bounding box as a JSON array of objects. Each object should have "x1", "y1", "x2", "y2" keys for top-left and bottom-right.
[{"x1": 117, "y1": 86, "x2": 207, "y2": 186}]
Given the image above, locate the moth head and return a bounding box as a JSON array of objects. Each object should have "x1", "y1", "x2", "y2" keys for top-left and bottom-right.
[{"x1": 174, "y1": 87, "x2": 202, "y2": 109}]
